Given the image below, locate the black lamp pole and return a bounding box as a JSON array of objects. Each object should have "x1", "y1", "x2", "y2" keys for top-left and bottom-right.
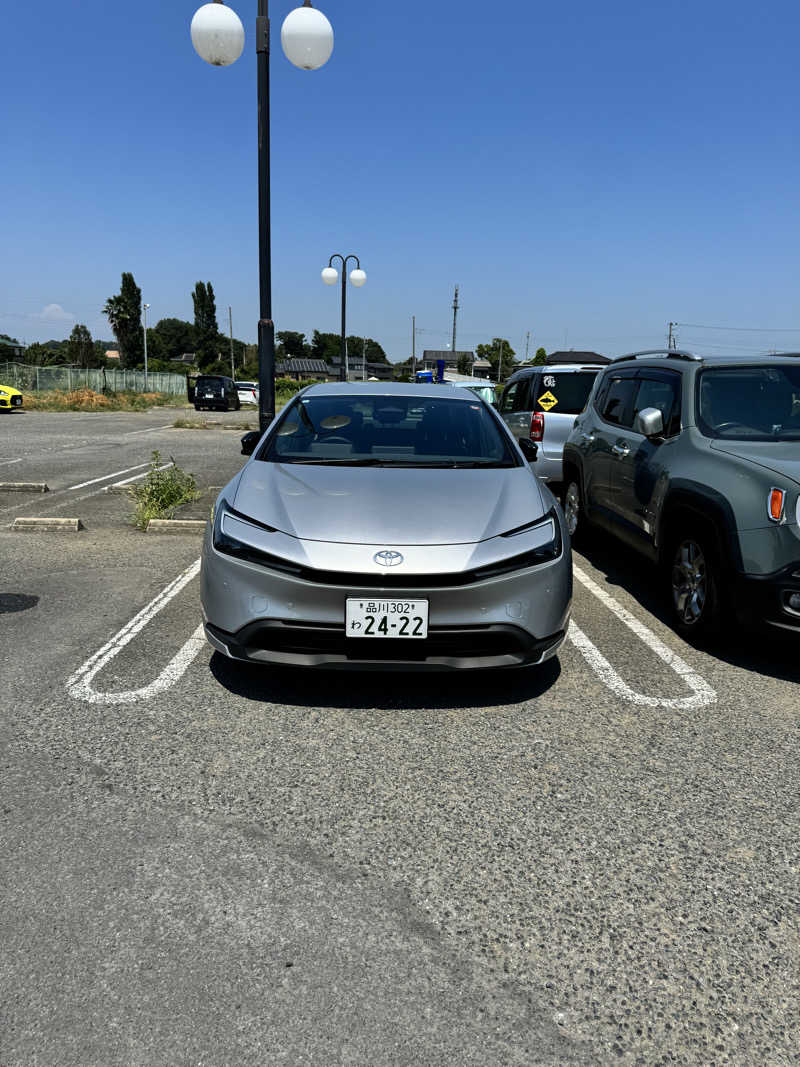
[
  {"x1": 256, "y1": 0, "x2": 275, "y2": 432},
  {"x1": 327, "y1": 253, "x2": 361, "y2": 382}
]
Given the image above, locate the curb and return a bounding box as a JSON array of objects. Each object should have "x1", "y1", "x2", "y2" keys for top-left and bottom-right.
[
  {"x1": 146, "y1": 519, "x2": 207, "y2": 534},
  {"x1": 13, "y1": 517, "x2": 82, "y2": 532},
  {"x1": 0, "y1": 482, "x2": 49, "y2": 493}
]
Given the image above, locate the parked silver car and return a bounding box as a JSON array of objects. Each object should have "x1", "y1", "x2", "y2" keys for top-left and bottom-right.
[
  {"x1": 201, "y1": 383, "x2": 571, "y2": 670},
  {"x1": 499, "y1": 355, "x2": 609, "y2": 486}
]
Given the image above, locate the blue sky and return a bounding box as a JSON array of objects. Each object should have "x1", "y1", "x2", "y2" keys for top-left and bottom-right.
[{"x1": 3, "y1": 0, "x2": 800, "y2": 361}]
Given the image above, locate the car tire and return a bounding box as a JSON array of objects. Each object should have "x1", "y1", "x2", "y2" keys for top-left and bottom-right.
[
  {"x1": 562, "y1": 478, "x2": 583, "y2": 542},
  {"x1": 667, "y1": 529, "x2": 724, "y2": 639}
]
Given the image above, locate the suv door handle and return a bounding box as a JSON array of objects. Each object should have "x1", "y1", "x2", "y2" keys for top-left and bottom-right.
[{"x1": 611, "y1": 442, "x2": 630, "y2": 458}]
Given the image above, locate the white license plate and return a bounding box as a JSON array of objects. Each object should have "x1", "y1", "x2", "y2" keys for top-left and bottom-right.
[{"x1": 345, "y1": 598, "x2": 428, "y2": 639}]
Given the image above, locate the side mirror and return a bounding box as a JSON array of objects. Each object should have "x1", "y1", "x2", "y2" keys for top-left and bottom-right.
[
  {"x1": 241, "y1": 430, "x2": 261, "y2": 456},
  {"x1": 518, "y1": 437, "x2": 538, "y2": 462},
  {"x1": 634, "y1": 407, "x2": 664, "y2": 438}
]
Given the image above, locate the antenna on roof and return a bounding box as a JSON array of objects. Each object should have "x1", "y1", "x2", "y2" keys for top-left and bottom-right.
[{"x1": 451, "y1": 285, "x2": 459, "y2": 360}]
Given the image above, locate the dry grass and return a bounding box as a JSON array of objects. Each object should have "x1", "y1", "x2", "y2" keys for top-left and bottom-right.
[{"x1": 23, "y1": 389, "x2": 184, "y2": 412}]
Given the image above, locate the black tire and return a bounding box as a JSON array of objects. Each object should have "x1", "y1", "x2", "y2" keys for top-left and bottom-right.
[
  {"x1": 235, "y1": 398, "x2": 241, "y2": 411},
  {"x1": 562, "y1": 477, "x2": 584, "y2": 543},
  {"x1": 667, "y1": 528, "x2": 724, "y2": 639}
]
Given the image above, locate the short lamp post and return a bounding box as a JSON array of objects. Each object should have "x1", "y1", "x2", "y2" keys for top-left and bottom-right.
[
  {"x1": 142, "y1": 302, "x2": 150, "y2": 391},
  {"x1": 190, "y1": 0, "x2": 334, "y2": 431},
  {"x1": 321, "y1": 255, "x2": 366, "y2": 381}
]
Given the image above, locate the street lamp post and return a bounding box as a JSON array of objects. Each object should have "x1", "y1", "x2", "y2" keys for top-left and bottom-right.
[
  {"x1": 322, "y1": 255, "x2": 366, "y2": 381},
  {"x1": 142, "y1": 302, "x2": 150, "y2": 391},
  {"x1": 190, "y1": 0, "x2": 334, "y2": 432}
]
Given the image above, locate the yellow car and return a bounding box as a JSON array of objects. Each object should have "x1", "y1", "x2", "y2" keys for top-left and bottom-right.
[{"x1": 0, "y1": 384, "x2": 23, "y2": 411}]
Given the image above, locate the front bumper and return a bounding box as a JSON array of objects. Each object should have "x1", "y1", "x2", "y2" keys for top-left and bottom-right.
[
  {"x1": 201, "y1": 526, "x2": 571, "y2": 670},
  {"x1": 734, "y1": 562, "x2": 800, "y2": 633}
]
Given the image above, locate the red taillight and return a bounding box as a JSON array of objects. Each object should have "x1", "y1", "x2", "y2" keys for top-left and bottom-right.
[{"x1": 530, "y1": 411, "x2": 545, "y2": 441}]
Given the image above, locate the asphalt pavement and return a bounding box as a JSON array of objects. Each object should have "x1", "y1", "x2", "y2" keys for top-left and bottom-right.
[{"x1": 1, "y1": 408, "x2": 798, "y2": 1065}]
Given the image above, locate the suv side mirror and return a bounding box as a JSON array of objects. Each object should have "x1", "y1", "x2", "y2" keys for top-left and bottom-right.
[
  {"x1": 518, "y1": 437, "x2": 538, "y2": 462},
  {"x1": 241, "y1": 430, "x2": 261, "y2": 456},
  {"x1": 634, "y1": 407, "x2": 664, "y2": 438}
]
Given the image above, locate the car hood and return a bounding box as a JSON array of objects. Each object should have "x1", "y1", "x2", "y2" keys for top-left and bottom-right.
[
  {"x1": 710, "y1": 440, "x2": 800, "y2": 487},
  {"x1": 232, "y1": 461, "x2": 546, "y2": 545}
]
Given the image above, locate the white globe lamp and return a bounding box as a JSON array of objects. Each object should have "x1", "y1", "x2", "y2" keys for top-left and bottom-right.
[
  {"x1": 281, "y1": 3, "x2": 334, "y2": 71},
  {"x1": 321, "y1": 267, "x2": 338, "y2": 285},
  {"x1": 191, "y1": 2, "x2": 245, "y2": 67},
  {"x1": 349, "y1": 269, "x2": 366, "y2": 288}
]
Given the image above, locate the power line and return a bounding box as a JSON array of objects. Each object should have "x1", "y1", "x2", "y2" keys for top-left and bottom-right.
[{"x1": 675, "y1": 322, "x2": 800, "y2": 333}]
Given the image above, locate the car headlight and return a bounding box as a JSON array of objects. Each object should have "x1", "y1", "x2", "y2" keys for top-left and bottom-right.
[
  {"x1": 473, "y1": 508, "x2": 563, "y2": 580},
  {"x1": 212, "y1": 497, "x2": 300, "y2": 575}
]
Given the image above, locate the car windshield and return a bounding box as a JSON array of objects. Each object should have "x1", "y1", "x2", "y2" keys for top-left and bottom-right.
[
  {"x1": 262, "y1": 393, "x2": 518, "y2": 467},
  {"x1": 698, "y1": 365, "x2": 800, "y2": 440}
]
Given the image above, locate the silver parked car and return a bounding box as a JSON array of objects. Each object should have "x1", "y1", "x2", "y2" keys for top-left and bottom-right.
[
  {"x1": 201, "y1": 383, "x2": 571, "y2": 670},
  {"x1": 499, "y1": 354, "x2": 610, "y2": 486}
]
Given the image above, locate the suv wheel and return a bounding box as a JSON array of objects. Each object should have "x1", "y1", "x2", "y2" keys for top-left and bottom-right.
[
  {"x1": 668, "y1": 532, "x2": 722, "y2": 638},
  {"x1": 563, "y1": 480, "x2": 582, "y2": 539}
]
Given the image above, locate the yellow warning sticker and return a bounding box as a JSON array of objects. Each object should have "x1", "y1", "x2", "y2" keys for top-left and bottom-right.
[{"x1": 538, "y1": 390, "x2": 558, "y2": 411}]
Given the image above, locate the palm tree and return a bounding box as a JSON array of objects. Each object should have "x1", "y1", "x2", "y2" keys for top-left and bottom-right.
[{"x1": 102, "y1": 294, "x2": 133, "y2": 366}]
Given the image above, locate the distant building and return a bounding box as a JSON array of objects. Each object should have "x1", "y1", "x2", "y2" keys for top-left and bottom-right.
[
  {"x1": 105, "y1": 349, "x2": 120, "y2": 361},
  {"x1": 276, "y1": 358, "x2": 337, "y2": 381},
  {"x1": 0, "y1": 337, "x2": 26, "y2": 360},
  {"x1": 420, "y1": 349, "x2": 492, "y2": 378},
  {"x1": 331, "y1": 358, "x2": 394, "y2": 382},
  {"x1": 172, "y1": 353, "x2": 197, "y2": 365}
]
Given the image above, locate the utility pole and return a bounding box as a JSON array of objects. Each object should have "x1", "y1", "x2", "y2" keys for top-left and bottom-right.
[
  {"x1": 411, "y1": 315, "x2": 416, "y2": 379},
  {"x1": 362, "y1": 336, "x2": 366, "y2": 381},
  {"x1": 524, "y1": 331, "x2": 530, "y2": 362},
  {"x1": 451, "y1": 285, "x2": 459, "y2": 364},
  {"x1": 229, "y1": 306, "x2": 235, "y2": 378},
  {"x1": 497, "y1": 339, "x2": 504, "y2": 384},
  {"x1": 668, "y1": 322, "x2": 676, "y2": 350},
  {"x1": 142, "y1": 302, "x2": 150, "y2": 391}
]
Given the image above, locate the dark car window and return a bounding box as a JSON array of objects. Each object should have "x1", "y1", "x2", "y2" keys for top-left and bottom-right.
[
  {"x1": 499, "y1": 377, "x2": 530, "y2": 414},
  {"x1": 533, "y1": 371, "x2": 598, "y2": 415},
  {"x1": 262, "y1": 394, "x2": 519, "y2": 468},
  {"x1": 196, "y1": 376, "x2": 224, "y2": 392},
  {"x1": 599, "y1": 375, "x2": 638, "y2": 427},
  {"x1": 633, "y1": 374, "x2": 682, "y2": 437},
  {"x1": 697, "y1": 365, "x2": 800, "y2": 440}
]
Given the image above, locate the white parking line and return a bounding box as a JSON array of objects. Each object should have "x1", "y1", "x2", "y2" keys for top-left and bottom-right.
[
  {"x1": 66, "y1": 462, "x2": 150, "y2": 492},
  {"x1": 66, "y1": 560, "x2": 205, "y2": 705},
  {"x1": 123, "y1": 426, "x2": 169, "y2": 436},
  {"x1": 109, "y1": 461, "x2": 172, "y2": 488},
  {"x1": 0, "y1": 458, "x2": 23, "y2": 467},
  {"x1": 569, "y1": 565, "x2": 717, "y2": 709}
]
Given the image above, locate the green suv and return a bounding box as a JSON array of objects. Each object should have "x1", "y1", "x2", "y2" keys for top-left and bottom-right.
[{"x1": 562, "y1": 350, "x2": 800, "y2": 637}]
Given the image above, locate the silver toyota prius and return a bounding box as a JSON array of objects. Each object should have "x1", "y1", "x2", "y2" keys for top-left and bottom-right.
[{"x1": 201, "y1": 383, "x2": 571, "y2": 671}]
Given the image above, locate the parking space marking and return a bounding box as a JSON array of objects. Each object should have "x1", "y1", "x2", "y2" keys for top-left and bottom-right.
[
  {"x1": 66, "y1": 560, "x2": 205, "y2": 706},
  {"x1": 110, "y1": 461, "x2": 173, "y2": 488},
  {"x1": 66, "y1": 462, "x2": 150, "y2": 492},
  {"x1": 123, "y1": 425, "x2": 171, "y2": 436},
  {"x1": 569, "y1": 565, "x2": 717, "y2": 709},
  {"x1": 0, "y1": 458, "x2": 23, "y2": 467}
]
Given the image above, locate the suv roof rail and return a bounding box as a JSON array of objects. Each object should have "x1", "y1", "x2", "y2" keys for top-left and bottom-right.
[
  {"x1": 612, "y1": 349, "x2": 702, "y2": 364},
  {"x1": 763, "y1": 351, "x2": 800, "y2": 358}
]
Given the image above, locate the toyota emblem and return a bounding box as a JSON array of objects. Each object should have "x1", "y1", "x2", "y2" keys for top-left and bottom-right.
[{"x1": 374, "y1": 550, "x2": 404, "y2": 567}]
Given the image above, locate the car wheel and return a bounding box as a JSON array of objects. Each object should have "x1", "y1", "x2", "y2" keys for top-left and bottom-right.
[
  {"x1": 562, "y1": 479, "x2": 582, "y2": 540},
  {"x1": 668, "y1": 531, "x2": 723, "y2": 638}
]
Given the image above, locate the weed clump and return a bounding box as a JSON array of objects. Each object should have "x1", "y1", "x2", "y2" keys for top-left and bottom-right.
[{"x1": 130, "y1": 451, "x2": 197, "y2": 530}]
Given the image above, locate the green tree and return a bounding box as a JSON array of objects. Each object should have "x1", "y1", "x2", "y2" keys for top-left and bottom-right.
[
  {"x1": 67, "y1": 324, "x2": 94, "y2": 368},
  {"x1": 103, "y1": 272, "x2": 142, "y2": 368},
  {"x1": 153, "y1": 318, "x2": 196, "y2": 362},
  {"x1": 456, "y1": 352, "x2": 471, "y2": 374},
  {"x1": 533, "y1": 347, "x2": 547, "y2": 365},
  {"x1": 310, "y1": 330, "x2": 342, "y2": 364},
  {"x1": 192, "y1": 282, "x2": 219, "y2": 369},
  {"x1": 475, "y1": 338, "x2": 516, "y2": 381},
  {"x1": 276, "y1": 331, "x2": 309, "y2": 359},
  {"x1": 346, "y1": 337, "x2": 388, "y2": 365}
]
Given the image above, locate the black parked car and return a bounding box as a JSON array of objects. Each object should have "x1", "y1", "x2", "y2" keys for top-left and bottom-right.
[{"x1": 194, "y1": 375, "x2": 241, "y2": 412}]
